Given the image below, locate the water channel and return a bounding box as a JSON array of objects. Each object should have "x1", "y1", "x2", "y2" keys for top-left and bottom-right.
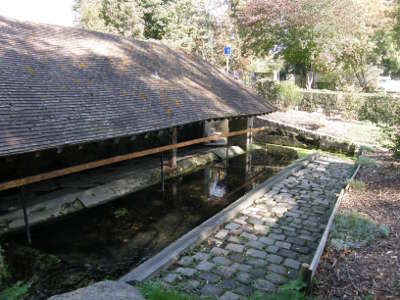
[{"x1": 3, "y1": 147, "x2": 298, "y2": 299}]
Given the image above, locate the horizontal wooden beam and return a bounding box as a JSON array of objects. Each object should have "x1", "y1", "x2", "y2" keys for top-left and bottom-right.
[{"x1": 0, "y1": 126, "x2": 269, "y2": 192}]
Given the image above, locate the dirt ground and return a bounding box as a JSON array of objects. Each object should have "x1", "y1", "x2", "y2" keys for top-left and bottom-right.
[
  {"x1": 266, "y1": 110, "x2": 387, "y2": 149},
  {"x1": 313, "y1": 151, "x2": 400, "y2": 299}
]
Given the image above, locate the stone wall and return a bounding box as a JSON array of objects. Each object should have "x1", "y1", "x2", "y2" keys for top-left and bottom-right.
[{"x1": 254, "y1": 118, "x2": 357, "y2": 156}]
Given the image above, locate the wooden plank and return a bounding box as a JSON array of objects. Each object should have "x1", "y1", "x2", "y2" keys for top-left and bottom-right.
[{"x1": 0, "y1": 126, "x2": 269, "y2": 192}]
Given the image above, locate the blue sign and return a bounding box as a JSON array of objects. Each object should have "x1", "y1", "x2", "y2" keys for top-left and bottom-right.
[{"x1": 224, "y1": 46, "x2": 231, "y2": 56}]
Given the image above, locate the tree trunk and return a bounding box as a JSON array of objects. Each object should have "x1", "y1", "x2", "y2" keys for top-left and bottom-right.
[{"x1": 306, "y1": 70, "x2": 314, "y2": 90}]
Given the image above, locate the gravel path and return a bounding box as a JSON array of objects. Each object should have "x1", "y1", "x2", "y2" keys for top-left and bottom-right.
[{"x1": 154, "y1": 155, "x2": 353, "y2": 299}]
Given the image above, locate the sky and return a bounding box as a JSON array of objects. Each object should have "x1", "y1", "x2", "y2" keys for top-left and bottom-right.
[
  {"x1": 0, "y1": 0, "x2": 227, "y2": 27},
  {"x1": 0, "y1": 0, "x2": 75, "y2": 26}
]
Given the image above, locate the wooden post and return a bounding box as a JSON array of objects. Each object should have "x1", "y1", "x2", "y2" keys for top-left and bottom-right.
[
  {"x1": 247, "y1": 117, "x2": 254, "y2": 151},
  {"x1": 228, "y1": 118, "x2": 248, "y2": 149},
  {"x1": 299, "y1": 263, "x2": 312, "y2": 288},
  {"x1": 19, "y1": 186, "x2": 32, "y2": 245},
  {"x1": 160, "y1": 153, "x2": 165, "y2": 192},
  {"x1": 169, "y1": 127, "x2": 177, "y2": 169}
]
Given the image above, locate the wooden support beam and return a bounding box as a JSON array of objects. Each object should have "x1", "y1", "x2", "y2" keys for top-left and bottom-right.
[
  {"x1": 247, "y1": 117, "x2": 254, "y2": 151},
  {"x1": 169, "y1": 127, "x2": 178, "y2": 168},
  {"x1": 0, "y1": 126, "x2": 269, "y2": 192}
]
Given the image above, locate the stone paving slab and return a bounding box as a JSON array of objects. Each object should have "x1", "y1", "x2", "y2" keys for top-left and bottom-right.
[
  {"x1": 153, "y1": 155, "x2": 353, "y2": 298},
  {"x1": 49, "y1": 281, "x2": 145, "y2": 300}
]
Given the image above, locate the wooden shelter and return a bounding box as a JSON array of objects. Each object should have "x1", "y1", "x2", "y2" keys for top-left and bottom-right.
[{"x1": 0, "y1": 15, "x2": 275, "y2": 194}]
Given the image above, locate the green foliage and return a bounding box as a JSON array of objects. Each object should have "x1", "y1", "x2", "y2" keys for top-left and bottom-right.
[
  {"x1": 276, "y1": 81, "x2": 302, "y2": 108},
  {"x1": 255, "y1": 80, "x2": 278, "y2": 103},
  {"x1": 359, "y1": 145, "x2": 376, "y2": 153},
  {"x1": 392, "y1": 135, "x2": 400, "y2": 158},
  {"x1": 140, "y1": 281, "x2": 199, "y2": 300},
  {"x1": 113, "y1": 208, "x2": 129, "y2": 219},
  {"x1": 250, "y1": 280, "x2": 308, "y2": 300},
  {"x1": 378, "y1": 224, "x2": 391, "y2": 238},
  {"x1": 356, "y1": 156, "x2": 377, "y2": 168},
  {"x1": 74, "y1": 0, "x2": 145, "y2": 38},
  {"x1": 358, "y1": 95, "x2": 400, "y2": 126},
  {"x1": 343, "y1": 93, "x2": 363, "y2": 120},
  {"x1": 374, "y1": 30, "x2": 400, "y2": 78},
  {"x1": 0, "y1": 245, "x2": 29, "y2": 300},
  {"x1": 0, "y1": 282, "x2": 29, "y2": 300},
  {"x1": 358, "y1": 94, "x2": 400, "y2": 156},
  {"x1": 298, "y1": 93, "x2": 317, "y2": 112},
  {"x1": 331, "y1": 209, "x2": 389, "y2": 250},
  {"x1": 348, "y1": 179, "x2": 366, "y2": 191}
]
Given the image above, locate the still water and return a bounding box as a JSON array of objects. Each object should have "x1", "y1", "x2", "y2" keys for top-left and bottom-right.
[{"x1": 5, "y1": 148, "x2": 296, "y2": 298}]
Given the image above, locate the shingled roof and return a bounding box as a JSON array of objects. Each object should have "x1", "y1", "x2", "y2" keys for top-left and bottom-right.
[{"x1": 0, "y1": 16, "x2": 275, "y2": 158}]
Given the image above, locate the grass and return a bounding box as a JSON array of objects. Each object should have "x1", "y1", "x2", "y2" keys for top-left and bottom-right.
[
  {"x1": 140, "y1": 282, "x2": 200, "y2": 300},
  {"x1": 249, "y1": 280, "x2": 308, "y2": 300},
  {"x1": 258, "y1": 143, "x2": 356, "y2": 162},
  {"x1": 140, "y1": 280, "x2": 310, "y2": 300},
  {"x1": 330, "y1": 209, "x2": 390, "y2": 250},
  {"x1": 346, "y1": 122, "x2": 387, "y2": 147}
]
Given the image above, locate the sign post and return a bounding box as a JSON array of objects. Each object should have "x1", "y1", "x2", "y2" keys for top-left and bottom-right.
[{"x1": 224, "y1": 45, "x2": 231, "y2": 73}]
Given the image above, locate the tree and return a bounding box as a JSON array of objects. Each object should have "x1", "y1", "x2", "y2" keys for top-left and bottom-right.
[
  {"x1": 100, "y1": 0, "x2": 144, "y2": 38},
  {"x1": 163, "y1": 0, "x2": 215, "y2": 59},
  {"x1": 74, "y1": 0, "x2": 246, "y2": 72},
  {"x1": 74, "y1": 0, "x2": 144, "y2": 38},
  {"x1": 337, "y1": 0, "x2": 395, "y2": 91},
  {"x1": 74, "y1": 0, "x2": 171, "y2": 39},
  {"x1": 238, "y1": 0, "x2": 391, "y2": 90}
]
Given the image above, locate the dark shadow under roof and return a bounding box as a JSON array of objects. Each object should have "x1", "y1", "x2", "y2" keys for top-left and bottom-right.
[{"x1": 0, "y1": 16, "x2": 275, "y2": 158}]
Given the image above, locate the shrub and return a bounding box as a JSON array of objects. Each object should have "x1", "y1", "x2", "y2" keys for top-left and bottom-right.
[
  {"x1": 299, "y1": 93, "x2": 317, "y2": 112},
  {"x1": 255, "y1": 79, "x2": 278, "y2": 103},
  {"x1": 331, "y1": 210, "x2": 389, "y2": 250},
  {"x1": 358, "y1": 95, "x2": 400, "y2": 125},
  {"x1": 356, "y1": 156, "x2": 377, "y2": 168},
  {"x1": 343, "y1": 93, "x2": 363, "y2": 120},
  {"x1": 0, "y1": 245, "x2": 29, "y2": 300},
  {"x1": 358, "y1": 94, "x2": 400, "y2": 156},
  {"x1": 315, "y1": 92, "x2": 338, "y2": 115},
  {"x1": 0, "y1": 282, "x2": 29, "y2": 300},
  {"x1": 276, "y1": 81, "x2": 302, "y2": 108}
]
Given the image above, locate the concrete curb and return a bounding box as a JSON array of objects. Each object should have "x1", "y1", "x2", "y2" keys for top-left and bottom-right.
[{"x1": 120, "y1": 152, "x2": 320, "y2": 283}]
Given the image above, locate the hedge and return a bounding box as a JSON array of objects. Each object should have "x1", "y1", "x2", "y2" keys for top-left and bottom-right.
[{"x1": 255, "y1": 80, "x2": 400, "y2": 121}]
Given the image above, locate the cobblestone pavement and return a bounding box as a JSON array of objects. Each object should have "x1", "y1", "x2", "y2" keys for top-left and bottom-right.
[{"x1": 155, "y1": 155, "x2": 353, "y2": 299}]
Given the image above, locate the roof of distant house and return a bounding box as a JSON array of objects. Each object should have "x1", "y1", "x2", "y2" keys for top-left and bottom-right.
[{"x1": 0, "y1": 16, "x2": 275, "y2": 158}]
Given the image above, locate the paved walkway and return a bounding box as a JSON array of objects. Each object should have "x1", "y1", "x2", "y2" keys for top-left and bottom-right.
[{"x1": 154, "y1": 155, "x2": 353, "y2": 299}]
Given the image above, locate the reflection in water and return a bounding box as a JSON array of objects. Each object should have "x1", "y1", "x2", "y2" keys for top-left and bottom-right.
[{"x1": 6, "y1": 149, "x2": 291, "y2": 298}]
